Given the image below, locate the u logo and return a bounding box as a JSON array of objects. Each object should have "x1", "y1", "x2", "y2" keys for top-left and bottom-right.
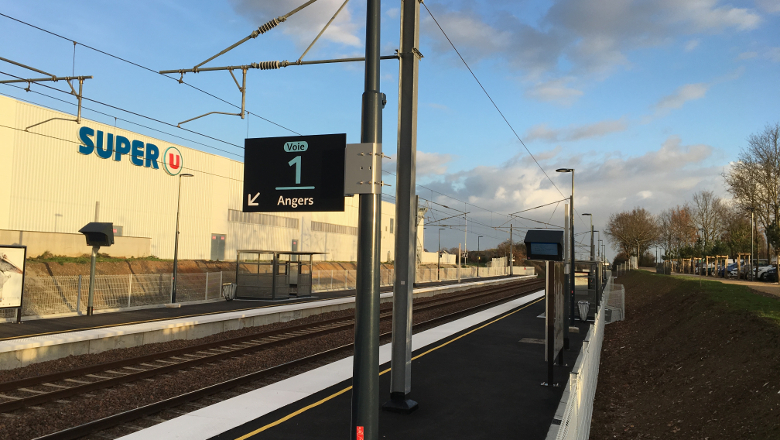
[{"x1": 163, "y1": 147, "x2": 183, "y2": 176}]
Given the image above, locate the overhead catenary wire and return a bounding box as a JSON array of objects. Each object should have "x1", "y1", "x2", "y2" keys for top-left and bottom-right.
[
  {"x1": 0, "y1": 70, "x2": 244, "y2": 152},
  {"x1": 0, "y1": 88, "x2": 243, "y2": 159},
  {"x1": 1, "y1": 11, "x2": 584, "y2": 238},
  {"x1": 0, "y1": 12, "x2": 301, "y2": 136},
  {"x1": 420, "y1": 2, "x2": 566, "y2": 201}
]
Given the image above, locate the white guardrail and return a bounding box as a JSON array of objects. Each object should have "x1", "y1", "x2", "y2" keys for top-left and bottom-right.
[
  {"x1": 1, "y1": 266, "x2": 535, "y2": 321},
  {"x1": 553, "y1": 276, "x2": 622, "y2": 440}
]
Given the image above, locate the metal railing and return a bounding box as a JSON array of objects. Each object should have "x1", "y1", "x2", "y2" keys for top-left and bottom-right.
[
  {"x1": 554, "y1": 277, "x2": 615, "y2": 440},
  {"x1": 1, "y1": 266, "x2": 536, "y2": 321}
]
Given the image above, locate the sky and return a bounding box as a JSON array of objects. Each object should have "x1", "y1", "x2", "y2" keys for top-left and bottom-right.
[{"x1": 1, "y1": 0, "x2": 779, "y2": 261}]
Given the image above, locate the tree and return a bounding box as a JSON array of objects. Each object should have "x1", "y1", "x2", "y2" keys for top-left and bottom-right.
[
  {"x1": 723, "y1": 123, "x2": 780, "y2": 235},
  {"x1": 656, "y1": 205, "x2": 697, "y2": 259},
  {"x1": 605, "y1": 207, "x2": 660, "y2": 260},
  {"x1": 724, "y1": 123, "x2": 780, "y2": 275},
  {"x1": 691, "y1": 190, "x2": 726, "y2": 251}
]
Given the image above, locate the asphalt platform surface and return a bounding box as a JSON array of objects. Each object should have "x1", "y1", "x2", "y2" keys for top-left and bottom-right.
[
  {"x1": 0, "y1": 276, "x2": 512, "y2": 341},
  {"x1": 211, "y1": 297, "x2": 588, "y2": 440}
]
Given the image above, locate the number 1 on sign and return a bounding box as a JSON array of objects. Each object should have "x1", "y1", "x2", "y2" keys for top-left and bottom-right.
[{"x1": 288, "y1": 155, "x2": 301, "y2": 184}]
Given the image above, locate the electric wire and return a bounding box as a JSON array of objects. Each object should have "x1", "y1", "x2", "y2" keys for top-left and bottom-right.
[
  {"x1": 1, "y1": 11, "x2": 588, "y2": 237},
  {"x1": 0, "y1": 86, "x2": 243, "y2": 159},
  {"x1": 420, "y1": 3, "x2": 565, "y2": 200},
  {"x1": 0, "y1": 70, "x2": 244, "y2": 152},
  {"x1": 0, "y1": 12, "x2": 301, "y2": 136}
]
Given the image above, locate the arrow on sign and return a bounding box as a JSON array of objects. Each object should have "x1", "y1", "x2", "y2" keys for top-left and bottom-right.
[{"x1": 248, "y1": 193, "x2": 260, "y2": 206}]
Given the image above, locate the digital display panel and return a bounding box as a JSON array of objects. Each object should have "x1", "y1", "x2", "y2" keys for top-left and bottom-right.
[{"x1": 530, "y1": 243, "x2": 558, "y2": 256}]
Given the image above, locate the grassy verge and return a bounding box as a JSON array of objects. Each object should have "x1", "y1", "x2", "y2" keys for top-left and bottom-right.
[
  {"x1": 697, "y1": 278, "x2": 780, "y2": 325},
  {"x1": 27, "y1": 252, "x2": 165, "y2": 265}
]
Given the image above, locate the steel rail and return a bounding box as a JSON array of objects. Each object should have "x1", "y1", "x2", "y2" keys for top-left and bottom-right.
[
  {"x1": 34, "y1": 280, "x2": 543, "y2": 440},
  {"x1": 2, "y1": 280, "x2": 543, "y2": 414},
  {"x1": 0, "y1": 278, "x2": 532, "y2": 396}
]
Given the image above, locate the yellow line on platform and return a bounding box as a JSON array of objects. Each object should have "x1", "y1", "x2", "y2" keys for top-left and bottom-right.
[{"x1": 235, "y1": 295, "x2": 544, "y2": 439}]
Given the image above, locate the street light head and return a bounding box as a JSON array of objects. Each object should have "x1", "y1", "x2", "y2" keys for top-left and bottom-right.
[
  {"x1": 556, "y1": 168, "x2": 573, "y2": 173},
  {"x1": 181, "y1": 173, "x2": 194, "y2": 178},
  {"x1": 582, "y1": 213, "x2": 592, "y2": 216}
]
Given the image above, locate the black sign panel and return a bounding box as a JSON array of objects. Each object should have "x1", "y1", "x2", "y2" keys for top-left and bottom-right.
[{"x1": 243, "y1": 134, "x2": 346, "y2": 212}]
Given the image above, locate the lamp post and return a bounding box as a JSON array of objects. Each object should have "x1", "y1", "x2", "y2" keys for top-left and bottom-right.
[
  {"x1": 477, "y1": 235, "x2": 483, "y2": 278},
  {"x1": 171, "y1": 173, "x2": 194, "y2": 303},
  {"x1": 438, "y1": 228, "x2": 445, "y2": 280},
  {"x1": 582, "y1": 214, "x2": 594, "y2": 261},
  {"x1": 555, "y1": 168, "x2": 575, "y2": 329}
]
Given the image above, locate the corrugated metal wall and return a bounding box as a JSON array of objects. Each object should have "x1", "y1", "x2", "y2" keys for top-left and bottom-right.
[{"x1": 0, "y1": 95, "x2": 399, "y2": 261}]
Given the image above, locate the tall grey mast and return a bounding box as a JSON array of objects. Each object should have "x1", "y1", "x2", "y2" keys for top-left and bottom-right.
[
  {"x1": 350, "y1": 0, "x2": 383, "y2": 437},
  {"x1": 383, "y1": 0, "x2": 421, "y2": 414}
]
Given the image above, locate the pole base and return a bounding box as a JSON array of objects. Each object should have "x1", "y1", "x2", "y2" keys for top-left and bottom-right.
[
  {"x1": 87, "y1": 306, "x2": 93, "y2": 316},
  {"x1": 382, "y1": 392, "x2": 418, "y2": 414}
]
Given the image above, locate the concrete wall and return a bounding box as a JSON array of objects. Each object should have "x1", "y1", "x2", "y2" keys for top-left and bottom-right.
[
  {"x1": 419, "y1": 251, "x2": 456, "y2": 265},
  {"x1": 0, "y1": 95, "x2": 405, "y2": 261},
  {"x1": 0, "y1": 229, "x2": 151, "y2": 258}
]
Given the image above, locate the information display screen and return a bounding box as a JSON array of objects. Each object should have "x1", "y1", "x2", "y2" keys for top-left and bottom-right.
[
  {"x1": 243, "y1": 134, "x2": 346, "y2": 212},
  {"x1": 530, "y1": 242, "x2": 558, "y2": 256}
]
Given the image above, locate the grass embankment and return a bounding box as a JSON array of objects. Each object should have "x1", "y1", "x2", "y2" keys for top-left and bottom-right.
[
  {"x1": 27, "y1": 252, "x2": 165, "y2": 265},
  {"x1": 590, "y1": 271, "x2": 780, "y2": 440}
]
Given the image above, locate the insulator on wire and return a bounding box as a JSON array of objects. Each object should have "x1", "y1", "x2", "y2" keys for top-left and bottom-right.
[
  {"x1": 251, "y1": 61, "x2": 280, "y2": 70},
  {"x1": 257, "y1": 17, "x2": 281, "y2": 35}
]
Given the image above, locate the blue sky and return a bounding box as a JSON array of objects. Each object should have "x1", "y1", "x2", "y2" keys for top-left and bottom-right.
[{"x1": 1, "y1": 0, "x2": 779, "y2": 260}]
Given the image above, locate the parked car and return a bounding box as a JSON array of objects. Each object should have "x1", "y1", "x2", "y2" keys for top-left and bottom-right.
[
  {"x1": 720, "y1": 263, "x2": 738, "y2": 277},
  {"x1": 763, "y1": 267, "x2": 777, "y2": 282},
  {"x1": 757, "y1": 265, "x2": 775, "y2": 280}
]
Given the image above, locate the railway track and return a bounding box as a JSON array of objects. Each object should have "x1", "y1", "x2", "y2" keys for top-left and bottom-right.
[{"x1": 3, "y1": 278, "x2": 543, "y2": 440}]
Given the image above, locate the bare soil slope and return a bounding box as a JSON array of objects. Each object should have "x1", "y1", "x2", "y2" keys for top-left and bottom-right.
[{"x1": 591, "y1": 271, "x2": 780, "y2": 439}]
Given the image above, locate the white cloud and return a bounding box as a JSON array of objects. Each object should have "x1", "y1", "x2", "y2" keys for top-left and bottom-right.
[
  {"x1": 426, "y1": 102, "x2": 450, "y2": 111},
  {"x1": 684, "y1": 39, "x2": 700, "y2": 51},
  {"x1": 654, "y1": 83, "x2": 709, "y2": 110},
  {"x1": 525, "y1": 119, "x2": 628, "y2": 143},
  {"x1": 756, "y1": 0, "x2": 780, "y2": 13},
  {"x1": 525, "y1": 78, "x2": 584, "y2": 106},
  {"x1": 418, "y1": 135, "x2": 722, "y2": 252},
  {"x1": 666, "y1": 0, "x2": 761, "y2": 31},
  {"x1": 420, "y1": 0, "x2": 763, "y2": 102},
  {"x1": 737, "y1": 51, "x2": 759, "y2": 60}
]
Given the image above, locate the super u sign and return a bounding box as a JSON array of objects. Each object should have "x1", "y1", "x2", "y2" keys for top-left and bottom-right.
[{"x1": 242, "y1": 134, "x2": 346, "y2": 212}]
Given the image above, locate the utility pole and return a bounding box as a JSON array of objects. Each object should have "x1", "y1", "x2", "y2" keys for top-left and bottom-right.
[
  {"x1": 351, "y1": 0, "x2": 383, "y2": 436},
  {"x1": 384, "y1": 0, "x2": 420, "y2": 415},
  {"x1": 509, "y1": 224, "x2": 513, "y2": 276},
  {"x1": 563, "y1": 204, "x2": 570, "y2": 349}
]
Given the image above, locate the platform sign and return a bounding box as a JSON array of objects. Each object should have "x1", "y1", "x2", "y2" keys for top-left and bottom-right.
[
  {"x1": 0, "y1": 245, "x2": 27, "y2": 314},
  {"x1": 243, "y1": 134, "x2": 346, "y2": 212}
]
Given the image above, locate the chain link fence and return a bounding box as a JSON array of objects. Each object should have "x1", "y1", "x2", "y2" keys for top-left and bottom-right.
[{"x1": 1, "y1": 265, "x2": 535, "y2": 321}]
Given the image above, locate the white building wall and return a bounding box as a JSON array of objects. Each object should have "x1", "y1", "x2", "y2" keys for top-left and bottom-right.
[{"x1": 0, "y1": 95, "x2": 404, "y2": 261}]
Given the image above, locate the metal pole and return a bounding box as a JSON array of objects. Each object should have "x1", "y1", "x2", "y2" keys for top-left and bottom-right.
[
  {"x1": 352, "y1": 0, "x2": 383, "y2": 435},
  {"x1": 76, "y1": 274, "x2": 82, "y2": 315},
  {"x1": 570, "y1": 179, "x2": 575, "y2": 326},
  {"x1": 477, "y1": 236, "x2": 482, "y2": 278},
  {"x1": 458, "y1": 243, "x2": 461, "y2": 283},
  {"x1": 87, "y1": 245, "x2": 99, "y2": 316},
  {"x1": 590, "y1": 218, "x2": 594, "y2": 261},
  {"x1": 509, "y1": 224, "x2": 514, "y2": 276},
  {"x1": 563, "y1": 204, "x2": 570, "y2": 350},
  {"x1": 172, "y1": 175, "x2": 183, "y2": 303},
  {"x1": 437, "y1": 228, "x2": 442, "y2": 280}
]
